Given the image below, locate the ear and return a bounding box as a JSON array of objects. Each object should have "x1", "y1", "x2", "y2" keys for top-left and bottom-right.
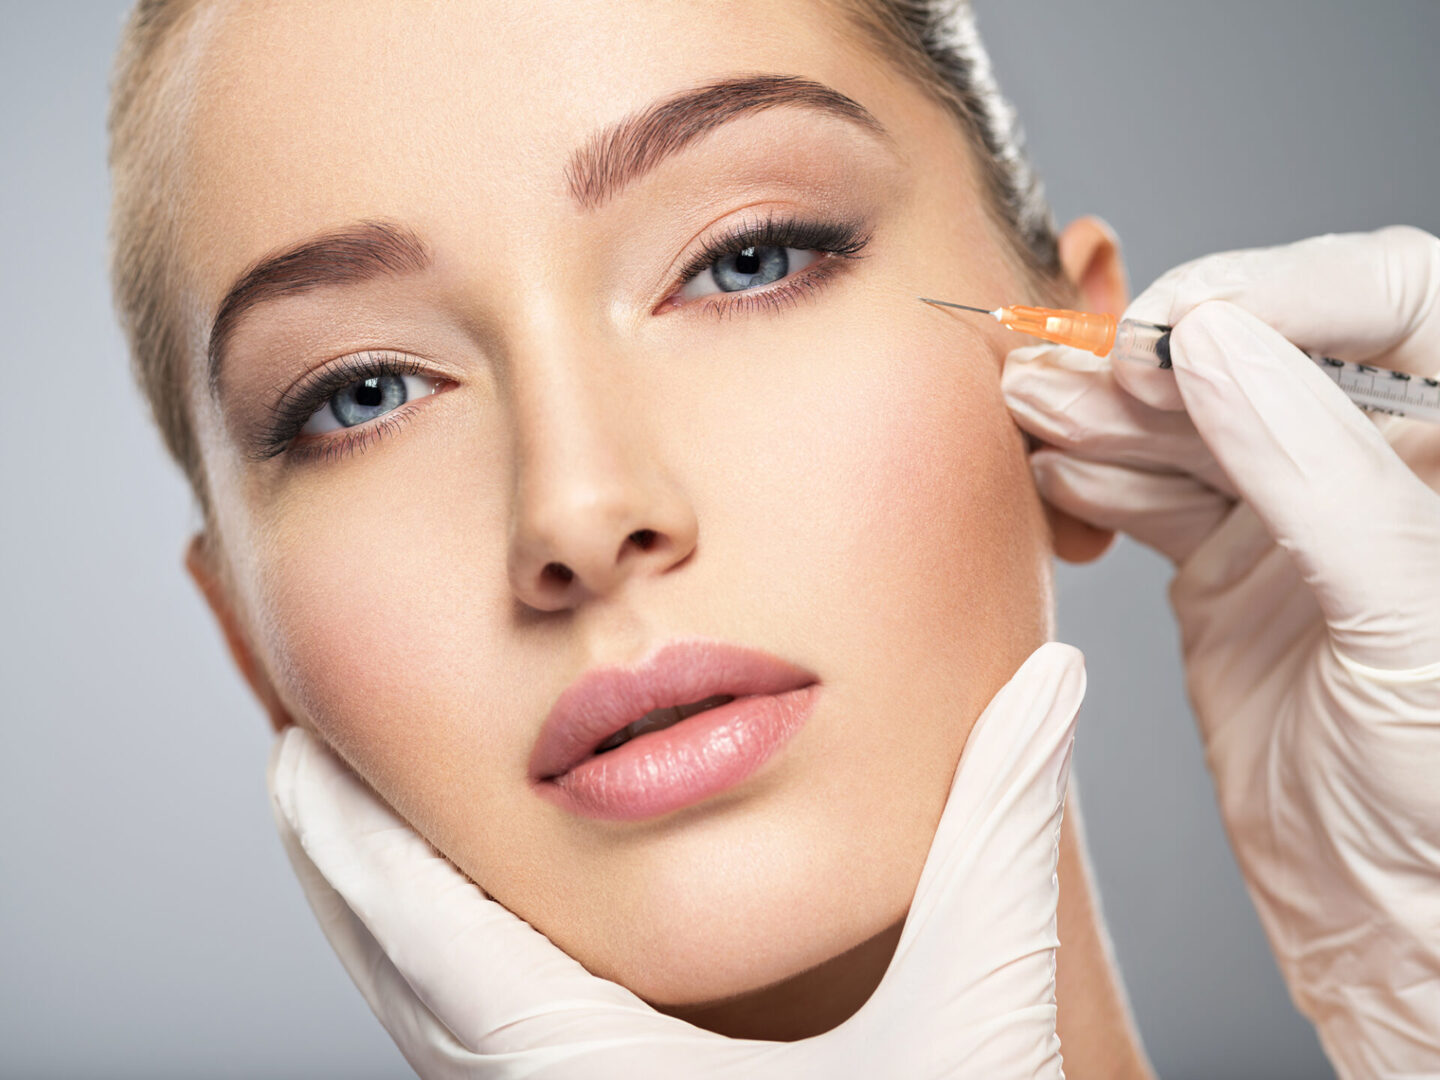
[
  {"x1": 1057, "y1": 215, "x2": 1129, "y2": 319},
  {"x1": 185, "y1": 533, "x2": 294, "y2": 734},
  {"x1": 1043, "y1": 215, "x2": 1130, "y2": 565}
]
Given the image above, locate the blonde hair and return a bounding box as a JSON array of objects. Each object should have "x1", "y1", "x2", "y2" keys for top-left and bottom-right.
[
  {"x1": 107, "y1": 0, "x2": 1058, "y2": 511},
  {"x1": 108, "y1": 0, "x2": 209, "y2": 506}
]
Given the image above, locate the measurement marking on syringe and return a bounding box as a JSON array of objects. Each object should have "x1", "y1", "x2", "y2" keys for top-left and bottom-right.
[
  {"x1": 1314, "y1": 353, "x2": 1440, "y2": 411},
  {"x1": 919, "y1": 298, "x2": 1440, "y2": 424}
]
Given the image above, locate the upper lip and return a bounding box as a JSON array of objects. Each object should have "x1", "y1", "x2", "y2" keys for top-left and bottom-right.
[{"x1": 529, "y1": 637, "x2": 819, "y2": 781}]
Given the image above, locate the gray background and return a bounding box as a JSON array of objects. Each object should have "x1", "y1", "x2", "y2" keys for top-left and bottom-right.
[{"x1": 2, "y1": 2, "x2": 1435, "y2": 1076}]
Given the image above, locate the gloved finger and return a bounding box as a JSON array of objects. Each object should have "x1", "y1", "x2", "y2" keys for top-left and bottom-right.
[
  {"x1": 268, "y1": 727, "x2": 716, "y2": 1060},
  {"x1": 1170, "y1": 300, "x2": 1440, "y2": 670},
  {"x1": 1029, "y1": 450, "x2": 1234, "y2": 566},
  {"x1": 1003, "y1": 345, "x2": 1237, "y2": 498},
  {"x1": 267, "y1": 768, "x2": 475, "y2": 1073},
  {"x1": 852, "y1": 642, "x2": 1082, "y2": 1079},
  {"x1": 1115, "y1": 226, "x2": 1440, "y2": 410}
]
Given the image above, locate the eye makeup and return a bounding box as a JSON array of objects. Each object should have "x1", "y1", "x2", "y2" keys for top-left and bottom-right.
[
  {"x1": 246, "y1": 209, "x2": 876, "y2": 464},
  {"x1": 250, "y1": 350, "x2": 451, "y2": 464},
  {"x1": 661, "y1": 210, "x2": 873, "y2": 318}
]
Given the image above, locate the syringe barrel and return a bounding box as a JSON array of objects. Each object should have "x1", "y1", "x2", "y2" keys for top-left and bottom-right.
[{"x1": 1111, "y1": 319, "x2": 1172, "y2": 367}]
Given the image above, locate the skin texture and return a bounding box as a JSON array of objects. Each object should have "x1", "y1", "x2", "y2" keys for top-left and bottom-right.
[{"x1": 170, "y1": 0, "x2": 1149, "y2": 1071}]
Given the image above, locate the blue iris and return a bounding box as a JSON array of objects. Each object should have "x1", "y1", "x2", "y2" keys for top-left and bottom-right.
[
  {"x1": 331, "y1": 375, "x2": 408, "y2": 427},
  {"x1": 711, "y1": 245, "x2": 789, "y2": 292}
]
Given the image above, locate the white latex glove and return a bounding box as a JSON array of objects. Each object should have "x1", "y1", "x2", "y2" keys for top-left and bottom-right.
[
  {"x1": 267, "y1": 643, "x2": 1087, "y2": 1079},
  {"x1": 1001, "y1": 226, "x2": 1440, "y2": 1079}
]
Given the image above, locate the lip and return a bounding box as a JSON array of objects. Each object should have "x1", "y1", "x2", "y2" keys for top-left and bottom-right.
[{"x1": 530, "y1": 637, "x2": 820, "y2": 821}]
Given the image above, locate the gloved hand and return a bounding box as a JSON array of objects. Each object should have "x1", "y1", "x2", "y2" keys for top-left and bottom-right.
[
  {"x1": 268, "y1": 643, "x2": 1087, "y2": 1079},
  {"x1": 1001, "y1": 226, "x2": 1440, "y2": 1079}
]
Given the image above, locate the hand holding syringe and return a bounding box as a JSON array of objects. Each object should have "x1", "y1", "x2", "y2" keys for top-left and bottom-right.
[
  {"x1": 984, "y1": 226, "x2": 1440, "y2": 1079},
  {"x1": 920, "y1": 297, "x2": 1440, "y2": 424}
]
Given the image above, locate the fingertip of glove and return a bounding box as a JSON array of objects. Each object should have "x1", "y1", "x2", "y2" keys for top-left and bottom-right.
[
  {"x1": 975, "y1": 643, "x2": 1088, "y2": 760},
  {"x1": 268, "y1": 724, "x2": 313, "y2": 830},
  {"x1": 1023, "y1": 641, "x2": 1087, "y2": 686},
  {"x1": 1023, "y1": 645, "x2": 1086, "y2": 805},
  {"x1": 1109, "y1": 350, "x2": 1184, "y2": 411},
  {"x1": 1169, "y1": 301, "x2": 1350, "y2": 425},
  {"x1": 1025, "y1": 642, "x2": 1088, "y2": 722},
  {"x1": 1001, "y1": 346, "x2": 1057, "y2": 399},
  {"x1": 1170, "y1": 300, "x2": 1281, "y2": 371},
  {"x1": 923, "y1": 642, "x2": 1087, "y2": 906},
  {"x1": 1005, "y1": 344, "x2": 1059, "y2": 367},
  {"x1": 1004, "y1": 342, "x2": 1110, "y2": 375},
  {"x1": 1026, "y1": 447, "x2": 1077, "y2": 491}
]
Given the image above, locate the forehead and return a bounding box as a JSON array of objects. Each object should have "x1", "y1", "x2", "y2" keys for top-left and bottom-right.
[{"x1": 173, "y1": 0, "x2": 905, "y2": 307}]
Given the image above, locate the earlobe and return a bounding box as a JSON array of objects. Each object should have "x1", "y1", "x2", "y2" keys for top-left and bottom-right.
[
  {"x1": 185, "y1": 533, "x2": 294, "y2": 734},
  {"x1": 1044, "y1": 502, "x2": 1116, "y2": 565}
]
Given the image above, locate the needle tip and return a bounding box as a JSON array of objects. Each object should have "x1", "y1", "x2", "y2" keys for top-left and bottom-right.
[{"x1": 918, "y1": 297, "x2": 995, "y2": 315}]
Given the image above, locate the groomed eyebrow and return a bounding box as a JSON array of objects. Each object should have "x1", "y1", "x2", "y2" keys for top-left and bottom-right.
[
  {"x1": 565, "y1": 73, "x2": 889, "y2": 209},
  {"x1": 207, "y1": 220, "x2": 430, "y2": 396},
  {"x1": 207, "y1": 76, "x2": 887, "y2": 394}
]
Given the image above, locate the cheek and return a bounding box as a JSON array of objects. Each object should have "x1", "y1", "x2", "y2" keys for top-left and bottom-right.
[
  {"x1": 761, "y1": 316, "x2": 1055, "y2": 891},
  {"x1": 241, "y1": 447, "x2": 527, "y2": 819},
  {"x1": 743, "y1": 318, "x2": 1050, "y2": 671},
  {"x1": 789, "y1": 321, "x2": 1053, "y2": 796}
]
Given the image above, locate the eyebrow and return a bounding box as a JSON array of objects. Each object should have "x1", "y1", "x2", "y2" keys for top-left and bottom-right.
[
  {"x1": 207, "y1": 219, "x2": 430, "y2": 396},
  {"x1": 207, "y1": 75, "x2": 887, "y2": 394},
  {"x1": 565, "y1": 73, "x2": 889, "y2": 209}
]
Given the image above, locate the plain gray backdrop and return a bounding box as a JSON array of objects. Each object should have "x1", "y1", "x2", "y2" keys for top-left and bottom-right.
[{"x1": 3, "y1": 2, "x2": 1436, "y2": 1077}]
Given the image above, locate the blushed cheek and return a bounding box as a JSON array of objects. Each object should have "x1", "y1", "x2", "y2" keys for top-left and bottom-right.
[
  {"x1": 790, "y1": 326, "x2": 1049, "y2": 667},
  {"x1": 802, "y1": 325, "x2": 1053, "y2": 873},
  {"x1": 241, "y1": 466, "x2": 522, "y2": 814},
  {"x1": 708, "y1": 315, "x2": 1052, "y2": 864}
]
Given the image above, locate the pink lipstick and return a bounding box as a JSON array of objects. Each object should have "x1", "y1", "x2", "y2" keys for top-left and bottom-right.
[{"x1": 530, "y1": 638, "x2": 820, "y2": 821}]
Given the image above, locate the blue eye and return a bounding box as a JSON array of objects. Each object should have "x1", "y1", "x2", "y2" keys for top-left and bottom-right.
[
  {"x1": 301, "y1": 374, "x2": 440, "y2": 435},
  {"x1": 679, "y1": 244, "x2": 819, "y2": 301},
  {"x1": 713, "y1": 246, "x2": 786, "y2": 290}
]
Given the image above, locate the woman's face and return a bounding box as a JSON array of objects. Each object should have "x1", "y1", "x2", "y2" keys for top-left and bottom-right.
[{"x1": 180, "y1": 0, "x2": 1056, "y2": 1008}]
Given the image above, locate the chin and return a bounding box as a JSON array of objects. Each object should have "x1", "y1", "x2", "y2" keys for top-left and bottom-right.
[
  {"x1": 529, "y1": 808, "x2": 916, "y2": 1008},
  {"x1": 596, "y1": 912, "x2": 859, "y2": 1008}
]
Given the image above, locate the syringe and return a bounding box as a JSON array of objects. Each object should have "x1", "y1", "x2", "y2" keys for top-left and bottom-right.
[{"x1": 919, "y1": 298, "x2": 1440, "y2": 425}]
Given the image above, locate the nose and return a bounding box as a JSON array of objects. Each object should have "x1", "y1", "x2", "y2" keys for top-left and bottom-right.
[{"x1": 505, "y1": 347, "x2": 698, "y2": 612}]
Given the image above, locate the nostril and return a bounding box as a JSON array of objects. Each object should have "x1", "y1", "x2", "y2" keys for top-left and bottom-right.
[
  {"x1": 629, "y1": 528, "x2": 658, "y2": 550},
  {"x1": 542, "y1": 561, "x2": 574, "y2": 585}
]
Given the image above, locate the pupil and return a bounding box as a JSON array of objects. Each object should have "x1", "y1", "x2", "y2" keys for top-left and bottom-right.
[
  {"x1": 355, "y1": 379, "x2": 383, "y2": 407},
  {"x1": 710, "y1": 244, "x2": 788, "y2": 293}
]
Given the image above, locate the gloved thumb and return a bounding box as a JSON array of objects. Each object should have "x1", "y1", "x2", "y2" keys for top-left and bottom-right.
[
  {"x1": 266, "y1": 729, "x2": 479, "y2": 1072},
  {"x1": 267, "y1": 726, "x2": 707, "y2": 1065},
  {"x1": 1169, "y1": 301, "x2": 1440, "y2": 671},
  {"x1": 843, "y1": 642, "x2": 1084, "y2": 1077}
]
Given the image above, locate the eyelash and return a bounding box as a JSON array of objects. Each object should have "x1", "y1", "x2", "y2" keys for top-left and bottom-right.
[
  {"x1": 254, "y1": 351, "x2": 441, "y2": 464},
  {"x1": 669, "y1": 212, "x2": 872, "y2": 317},
  {"x1": 260, "y1": 214, "x2": 872, "y2": 462}
]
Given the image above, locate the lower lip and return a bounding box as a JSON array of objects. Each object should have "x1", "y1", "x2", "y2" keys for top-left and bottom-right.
[{"x1": 536, "y1": 684, "x2": 821, "y2": 821}]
